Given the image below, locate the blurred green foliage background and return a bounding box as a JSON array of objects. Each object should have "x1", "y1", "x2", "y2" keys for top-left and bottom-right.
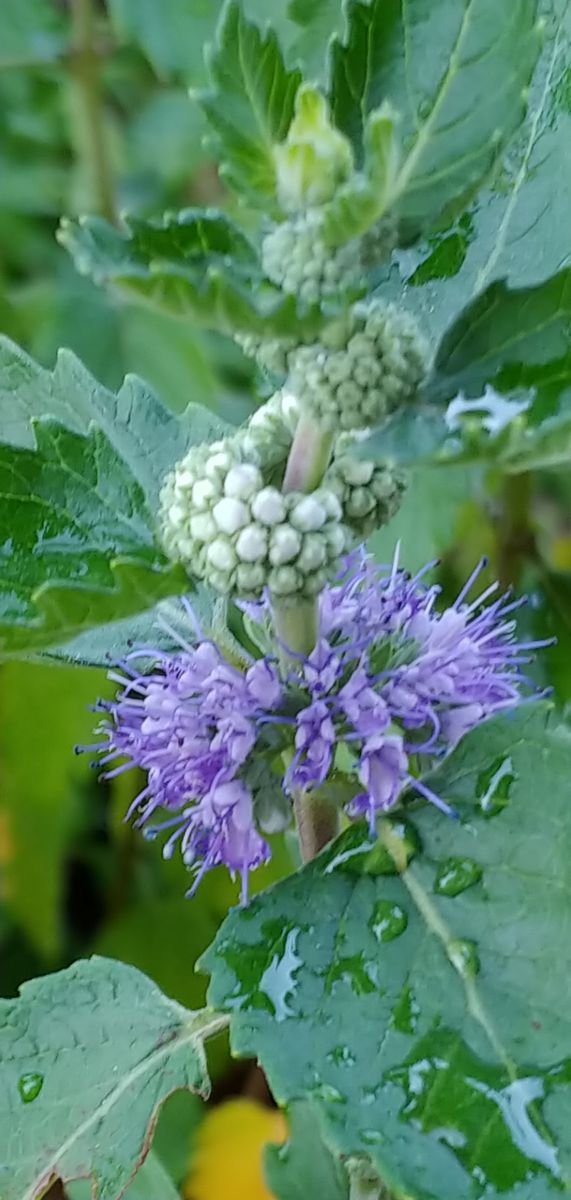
[{"x1": 1, "y1": 0, "x2": 571, "y2": 1189}]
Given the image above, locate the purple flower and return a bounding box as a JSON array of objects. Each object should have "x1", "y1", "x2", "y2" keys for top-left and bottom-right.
[
  {"x1": 83, "y1": 551, "x2": 545, "y2": 898},
  {"x1": 288, "y1": 699, "x2": 336, "y2": 790},
  {"x1": 349, "y1": 735, "x2": 409, "y2": 833}
]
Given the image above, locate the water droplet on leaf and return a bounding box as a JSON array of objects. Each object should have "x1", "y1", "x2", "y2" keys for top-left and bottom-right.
[
  {"x1": 370, "y1": 899, "x2": 408, "y2": 942},
  {"x1": 449, "y1": 938, "x2": 480, "y2": 978},
  {"x1": 434, "y1": 857, "x2": 483, "y2": 896},
  {"x1": 327, "y1": 1045, "x2": 356, "y2": 1067},
  {"x1": 391, "y1": 984, "x2": 419, "y2": 1035},
  {"x1": 18, "y1": 1072, "x2": 43, "y2": 1103},
  {"x1": 477, "y1": 755, "x2": 515, "y2": 817}
]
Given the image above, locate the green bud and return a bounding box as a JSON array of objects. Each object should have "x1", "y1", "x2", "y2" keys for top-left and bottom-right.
[{"x1": 274, "y1": 85, "x2": 353, "y2": 212}]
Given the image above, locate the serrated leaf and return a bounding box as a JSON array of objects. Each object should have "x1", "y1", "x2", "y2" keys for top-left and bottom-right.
[
  {"x1": 0, "y1": 333, "x2": 211, "y2": 511},
  {"x1": 264, "y1": 1102, "x2": 349, "y2": 1200},
  {"x1": 0, "y1": 957, "x2": 227, "y2": 1200},
  {"x1": 60, "y1": 212, "x2": 335, "y2": 339},
  {"x1": 198, "y1": 0, "x2": 302, "y2": 203},
  {"x1": 358, "y1": 397, "x2": 571, "y2": 475},
  {"x1": 0, "y1": 337, "x2": 228, "y2": 658},
  {"x1": 204, "y1": 704, "x2": 571, "y2": 1200},
  {"x1": 321, "y1": 105, "x2": 400, "y2": 248},
  {"x1": 398, "y1": 0, "x2": 571, "y2": 340},
  {"x1": 0, "y1": 418, "x2": 189, "y2": 656},
  {"x1": 429, "y1": 268, "x2": 571, "y2": 406},
  {"x1": 330, "y1": 0, "x2": 542, "y2": 239}
]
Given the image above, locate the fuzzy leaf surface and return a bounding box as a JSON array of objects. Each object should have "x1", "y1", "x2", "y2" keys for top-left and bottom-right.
[
  {"x1": 60, "y1": 213, "x2": 334, "y2": 338},
  {"x1": 398, "y1": 0, "x2": 571, "y2": 338},
  {"x1": 429, "y1": 269, "x2": 571, "y2": 407},
  {"x1": 204, "y1": 705, "x2": 571, "y2": 1200},
  {"x1": 198, "y1": 1, "x2": 302, "y2": 202},
  {"x1": 331, "y1": 0, "x2": 542, "y2": 238},
  {"x1": 0, "y1": 957, "x2": 226, "y2": 1200}
]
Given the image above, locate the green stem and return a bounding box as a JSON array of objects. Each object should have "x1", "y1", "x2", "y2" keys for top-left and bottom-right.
[
  {"x1": 272, "y1": 413, "x2": 338, "y2": 862},
  {"x1": 282, "y1": 413, "x2": 334, "y2": 494},
  {"x1": 293, "y1": 789, "x2": 340, "y2": 863},
  {"x1": 70, "y1": 0, "x2": 117, "y2": 223}
]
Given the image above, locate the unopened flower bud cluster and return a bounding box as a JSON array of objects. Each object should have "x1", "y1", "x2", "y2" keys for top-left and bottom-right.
[
  {"x1": 160, "y1": 427, "x2": 349, "y2": 601},
  {"x1": 262, "y1": 210, "x2": 363, "y2": 306},
  {"x1": 327, "y1": 440, "x2": 407, "y2": 538},
  {"x1": 288, "y1": 299, "x2": 428, "y2": 431}
]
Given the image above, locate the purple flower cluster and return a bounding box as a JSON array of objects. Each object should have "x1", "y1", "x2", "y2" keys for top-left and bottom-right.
[{"x1": 85, "y1": 549, "x2": 544, "y2": 898}]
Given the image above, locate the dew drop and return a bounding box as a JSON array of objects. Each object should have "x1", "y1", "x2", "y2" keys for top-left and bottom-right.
[
  {"x1": 477, "y1": 755, "x2": 515, "y2": 817},
  {"x1": 311, "y1": 1081, "x2": 345, "y2": 1104},
  {"x1": 18, "y1": 1072, "x2": 44, "y2": 1104},
  {"x1": 449, "y1": 938, "x2": 480, "y2": 979},
  {"x1": 327, "y1": 1045, "x2": 356, "y2": 1067},
  {"x1": 326, "y1": 953, "x2": 377, "y2": 995},
  {"x1": 360, "y1": 1128, "x2": 383, "y2": 1145},
  {"x1": 370, "y1": 899, "x2": 408, "y2": 942},
  {"x1": 434, "y1": 857, "x2": 483, "y2": 897},
  {"x1": 391, "y1": 984, "x2": 419, "y2": 1035}
]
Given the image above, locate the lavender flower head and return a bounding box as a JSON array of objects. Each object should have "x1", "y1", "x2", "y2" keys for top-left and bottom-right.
[{"x1": 83, "y1": 547, "x2": 546, "y2": 899}]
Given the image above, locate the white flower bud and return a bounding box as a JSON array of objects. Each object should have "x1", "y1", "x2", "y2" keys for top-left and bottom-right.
[
  {"x1": 224, "y1": 463, "x2": 263, "y2": 500},
  {"x1": 205, "y1": 450, "x2": 233, "y2": 478},
  {"x1": 269, "y1": 566, "x2": 300, "y2": 595},
  {"x1": 290, "y1": 496, "x2": 327, "y2": 532},
  {"x1": 190, "y1": 513, "x2": 217, "y2": 541},
  {"x1": 269, "y1": 525, "x2": 302, "y2": 565},
  {"x1": 325, "y1": 524, "x2": 348, "y2": 556},
  {"x1": 339, "y1": 458, "x2": 374, "y2": 486},
  {"x1": 236, "y1": 524, "x2": 268, "y2": 562},
  {"x1": 251, "y1": 487, "x2": 287, "y2": 526},
  {"x1": 207, "y1": 538, "x2": 237, "y2": 572},
  {"x1": 212, "y1": 497, "x2": 250, "y2": 535},
  {"x1": 297, "y1": 533, "x2": 327, "y2": 571},
  {"x1": 192, "y1": 478, "x2": 218, "y2": 509},
  {"x1": 237, "y1": 562, "x2": 266, "y2": 592}
]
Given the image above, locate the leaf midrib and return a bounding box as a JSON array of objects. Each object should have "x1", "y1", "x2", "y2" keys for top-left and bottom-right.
[{"x1": 20, "y1": 1010, "x2": 228, "y2": 1200}]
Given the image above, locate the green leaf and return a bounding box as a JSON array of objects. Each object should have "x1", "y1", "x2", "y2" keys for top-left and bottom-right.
[
  {"x1": 0, "y1": 418, "x2": 189, "y2": 657},
  {"x1": 357, "y1": 397, "x2": 571, "y2": 476},
  {"x1": 321, "y1": 105, "x2": 400, "y2": 248},
  {"x1": 107, "y1": 0, "x2": 219, "y2": 81},
  {"x1": 398, "y1": 0, "x2": 571, "y2": 340},
  {"x1": 0, "y1": 957, "x2": 227, "y2": 1200},
  {"x1": 68, "y1": 1150, "x2": 182, "y2": 1200},
  {"x1": 204, "y1": 704, "x2": 571, "y2": 1200},
  {"x1": 198, "y1": 0, "x2": 302, "y2": 203},
  {"x1": 264, "y1": 1102, "x2": 349, "y2": 1200},
  {"x1": 330, "y1": 0, "x2": 542, "y2": 239},
  {"x1": 0, "y1": 333, "x2": 207, "y2": 510},
  {"x1": 60, "y1": 212, "x2": 335, "y2": 339},
  {"x1": 370, "y1": 464, "x2": 482, "y2": 574},
  {"x1": 429, "y1": 269, "x2": 571, "y2": 406},
  {"x1": 0, "y1": 337, "x2": 229, "y2": 657},
  {"x1": 0, "y1": 0, "x2": 65, "y2": 68},
  {"x1": 0, "y1": 662, "x2": 107, "y2": 958}
]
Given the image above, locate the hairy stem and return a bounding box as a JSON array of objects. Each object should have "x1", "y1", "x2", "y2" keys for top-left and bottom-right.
[
  {"x1": 70, "y1": 0, "x2": 117, "y2": 223},
  {"x1": 282, "y1": 413, "x2": 335, "y2": 493},
  {"x1": 293, "y1": 789, "x2": 340, "y2": 862},
  {"x1": 273, "y1": 414, "x2": 338, "y2": 861},
  {"x1": 274, "y1": 413, "x2": 334, "y2": 668}
]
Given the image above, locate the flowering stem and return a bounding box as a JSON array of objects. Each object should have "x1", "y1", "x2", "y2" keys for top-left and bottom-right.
[
  {"x1": 274, "y1": 413, "x2": 334, "y2": 669},
  {"x1": 282, "y1": 412, "x2": 334, "y2": 493},
  {"x1": 293, "y1": 788, "x2": 340, "y2": 863},
  {"x1": 273, "y1": 413, "x2": 338, "y2": 862}
]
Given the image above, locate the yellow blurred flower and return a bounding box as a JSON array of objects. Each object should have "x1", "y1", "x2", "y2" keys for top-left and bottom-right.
[{"x1": 185, "y1": 1098, "x2": 287, "y2": 1200}]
